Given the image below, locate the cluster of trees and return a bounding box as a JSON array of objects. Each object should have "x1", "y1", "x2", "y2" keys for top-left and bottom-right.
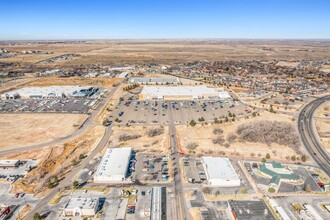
[
  {"x1": 236, "y1": 120, "x2": 301, "y2": 151},
  {"x1": 47, "y1": 176, "x2": 59, "y2": 189},
  {"x1": 118, "y1": 134, "x2": 141, "y2": 142},
  {"x1": 147, "y1": 127, "x2": 164, "y2": 137},
  {"x1": 211, "y1": 127, "x2": 237, "y2": 148}
]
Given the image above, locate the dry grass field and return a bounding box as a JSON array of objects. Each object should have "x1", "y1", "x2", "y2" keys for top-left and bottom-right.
[
  {"x1": 1, "y1": 40, "x2": 330, "y2": 67},
  {"x1": 111, "y1": 125, "x2": 170, "y2": 153},
  {"x1": 176, "y1": 111, "x2": 302, "y2": 161},
  {"x1": 10, "y1": 125, "x2": 105, "y2": 194},
  {"x1": 314, "y1": 101, "x2": 330, "y2": 153},
  {"x1": 0, "y1": 114, "x2": 88, "y2": 150},
  {"x1": 26, "y1": 77, "x2": 121, "y2": 88}
]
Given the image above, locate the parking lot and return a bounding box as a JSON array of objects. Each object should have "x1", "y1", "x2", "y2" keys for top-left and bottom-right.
[
  {"x1": 132, "y1": 153, "x2": 171, "y2": 183},
  {"x1": 0, "y1": 160, "x2": 39, "y2": 181},
  {"x1": 115, "y1": 93, "x2": 252, "y2": 125},
  {"x1": 0, "y1": 97, "x2": 98, "y2": 114},
  {"x1": 182, "y1": 157, "x2": 206, "y2": 184},
  {"x1": 182, "y1": 157, "x2": 254, "y2": 194}
]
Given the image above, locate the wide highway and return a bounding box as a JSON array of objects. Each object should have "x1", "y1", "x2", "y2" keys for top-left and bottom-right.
[{"x1": 298, "y1": 95, "x2": 330, "y2": 177}]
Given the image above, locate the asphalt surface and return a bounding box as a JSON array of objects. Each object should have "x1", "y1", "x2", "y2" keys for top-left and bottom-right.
[
  {"x1": 23, "y1": 81, "x2": 124, "y2": 220},
  {"x1": 0, "y1": 81, "x2": 123, "y2": 156},
  {"x1": 168, "y1": 104, "x2": 189, "y2": 220},
  {"x1": 298, "y1": 95, "x2": 330, "y2": 178}
]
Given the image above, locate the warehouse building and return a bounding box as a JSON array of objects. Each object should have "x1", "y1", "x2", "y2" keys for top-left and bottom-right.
[
  {"x1": 202, "y1": 157, "x2": 240, "y2": 187},
  {"x1": 63, "y1": 197, "x2": 99, "y2": 217},
  {"x1": 94, "y1": 147, "x2": 132, "y2": 183},
  {"x1": 139, "y1": 85, "x2": 231, "y2": 100},
  {"x1": 259, "y1": 161, "x2": 298, "y2": 186},
  {"x1": 1, "y1": 86, "x2": 99, "y2": 100},
  {"x1": 150, "y1": 187, "x2": 167, "y2": 220},
  {"x1": 129, "y1": 77, "x2": 181, "y2": 85}
]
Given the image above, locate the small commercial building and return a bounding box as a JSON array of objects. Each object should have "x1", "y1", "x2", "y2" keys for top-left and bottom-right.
[
  {"x1": 201, "y1": 157, "x2": 240, "y2": 187},
  {"x1": 63, "y1": 197, "x2": 99, "y2": 217},
  {"x1": 1, "y1": 86, "x2": 99, "y2": 100},
  {"x1": 94, "y1": 147, "x2": 132, "y2": 183},
  {"x1": 129, "y1": 77, "x2": 181, "y2": 85},
  {"x1": 150, "y1": 187, "x2": 167, "y2": 220},
  {"x1": 259, "y1": 162, "x2": 298, "y2": 186},
  {"x1": 139, "y1": 85, "x2": 231, "y2": 101},
  {"x1": 0, "y1": 160, "x2": 20, "y2": 169}
]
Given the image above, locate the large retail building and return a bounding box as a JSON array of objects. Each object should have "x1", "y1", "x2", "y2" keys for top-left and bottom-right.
[
  {"x1": 139, "y1": 85, "x2": 231, "y2": 100},
  {"x1": 1, "y1": 86, "x2": 99, "y2": 100},
  {"x1": 94, "y1": 147, "x2": 132, "y2": 183}
]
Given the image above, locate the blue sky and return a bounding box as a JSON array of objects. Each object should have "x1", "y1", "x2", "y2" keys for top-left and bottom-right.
[{"x1": 1, "y1": 0, "x2": 329, "y2": 40}]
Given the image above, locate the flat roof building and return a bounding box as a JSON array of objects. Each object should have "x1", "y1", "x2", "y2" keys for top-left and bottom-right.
[
  {"x1": 202, "y1": 157, "x2": 240, "y2": 187},
  {"x1": 259, "y1": 161, "x2": 298, "y2": 186},
  {"x1": 94, "y1": 147, "x2": 132, "y2": 183},
  {"x1": 129, "y1": 77, "x2": 181, "y2": 85},
  {"x1": 227, "y1": 200, "x2": 276, "y2": 220},
  {"x1": 150, "y1": 187, "x2": 167, "y2": 220},
  {"x1": 139, "y1": 85, "x2": 231, "y2": 101},
  {"x1": 1, "y1": 86, "x2": 99, "y2": 100},
  {"x1": 63, "y1": 197, "x2": 99, "y2": 217}
]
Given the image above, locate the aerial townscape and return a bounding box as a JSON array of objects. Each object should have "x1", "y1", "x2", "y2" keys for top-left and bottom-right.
[{"x1": 0, "y1": 1, "x2": 330, "y2": 220}]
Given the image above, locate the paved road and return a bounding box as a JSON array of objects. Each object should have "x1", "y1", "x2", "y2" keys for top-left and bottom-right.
[
  {"x1": 0, "y1": 80, "x2": 123, "y2": 156},
  {"x1": 298, "y1": 95, "x2": 330, "y2": 177},
  {"x1": 23, "y1": 82, "x2": 124, "y2": 220},
  {"x1": 168, "y1": 104, "x2": 189, "y2": 220}
]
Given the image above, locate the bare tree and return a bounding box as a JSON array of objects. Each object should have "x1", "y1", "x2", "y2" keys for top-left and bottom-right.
[
  {"x1": 212, "y1": 136, "x2": 225, "y2": 145},
  {"x1": 146, "y1": 127, "x2": 164, "y2": 137},
  {"x1": 235, "y1": 120, "x2": 301, "y2": 152},
  {"x1": 119, "y1": 134, "x2": 141, "y2": 142},
  {"x1": 186, "y1": 142, "x2": 198, "y2": 151},
  {"x1": 213, "y1": 127, "x2": 223, "y2": 135},
  {"x1": 227, "y1": 132, "x2": 237, "y2": 143}
]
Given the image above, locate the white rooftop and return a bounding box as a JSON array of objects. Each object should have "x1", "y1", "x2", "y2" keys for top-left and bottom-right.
[
  {"x1": 0, "y1": 160, "x2": 19, "y2": 165},
  {"x1": 95, "y1": 147, "x2": 132, "y2": 178},
  {"x1": 140, "y1": 85, "x2": 231, "y2": 99},
  {"x1": 2, "y1": 86, "x2": 92, "y2": 97},
  {"x1": 65, "y1": 197, "x2": 98, "y2": 210},
  {"x1": 202, "y1": 157, "x2": 240, "y2": 181}
]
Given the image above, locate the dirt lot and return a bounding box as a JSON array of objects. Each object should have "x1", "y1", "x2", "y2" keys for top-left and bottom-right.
[
  {"x1": 0, "y1": 114, "x2": 88, "y2": 150},
  {"x1": 26, "y1": 77, "x2": 121, "y2": 88},
  {"x1": 315, "y1": 119, "x2": 330, "y2": 154},
  {"x1": 315, "y1": 101, "x2": 330, "y2": 118},
  {"x1": 176, "y1": 111, "x2": 301, "y2": 160},
  {"x1": 111, "y1": 125, "x2": 169, "y2": 153},
  {"x1": 10, "y1": 125, "x2": 105, "y2": 195},
  {"x1": 2, "y1": 40, "x2": 330, "y2": 67},
  {"x1": 314, "y1": 101, "x2": 330, "y2": 153}
]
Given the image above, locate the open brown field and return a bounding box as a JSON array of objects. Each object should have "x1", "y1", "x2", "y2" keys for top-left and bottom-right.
[
  {"x1": 111, "y1": 125, "x2": 169, "y2": 153},
  {"x1": 315, "y1": 118, "x2": 330, "y2": 154},
  {"x1": 176, "y1": 111, "x2": 302, "y2": 161},
  {"x1": 0, "y1": 114, "x2": 88, "y2": 150},
  {"x1": 26, "y1": 77, "x2": 121, "y2": 88},
  {"x1": 1, "y1": 40, "x2": 330, "y2": 66}
]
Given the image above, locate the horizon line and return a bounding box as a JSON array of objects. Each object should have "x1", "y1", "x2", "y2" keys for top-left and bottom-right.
[{"x1": 1, "y1": 37, "x2": 330, "y2": 42}]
